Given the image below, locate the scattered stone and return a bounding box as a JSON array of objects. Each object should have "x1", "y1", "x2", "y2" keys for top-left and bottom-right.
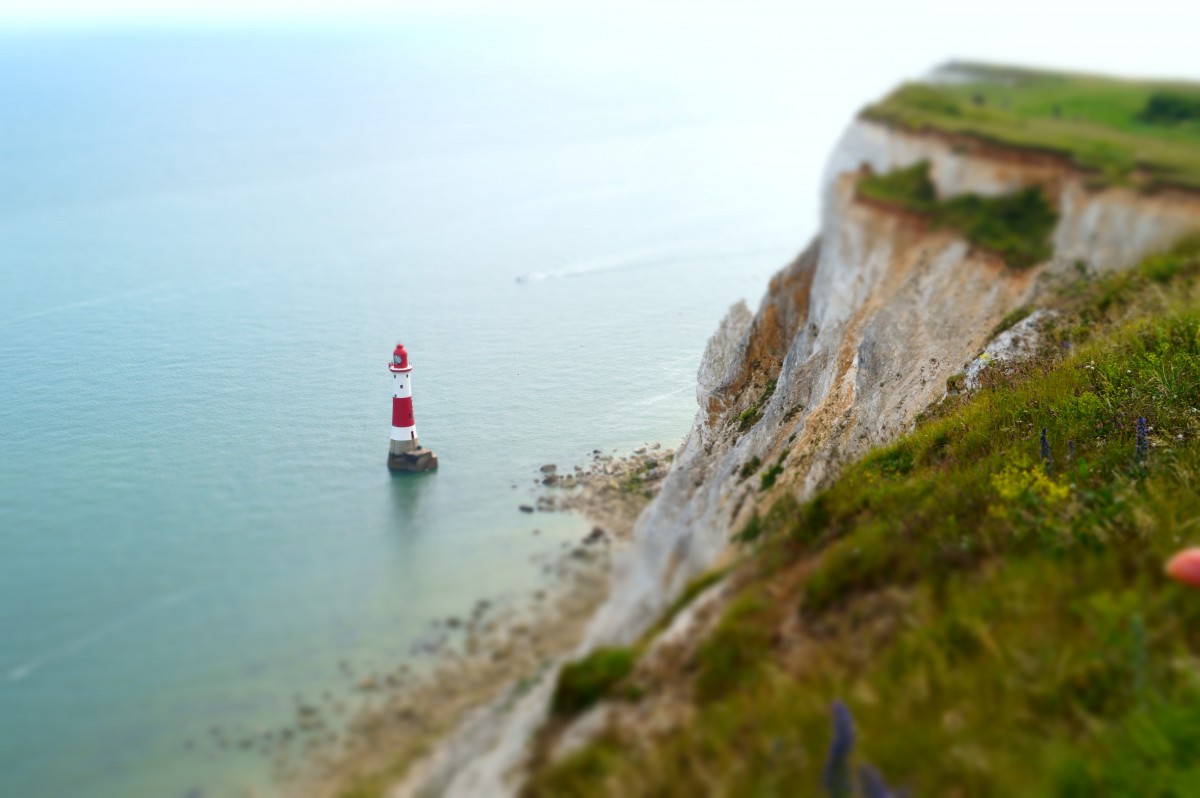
[{"x1": 294, "y1": 443, "x2": 666, "y2": 794}]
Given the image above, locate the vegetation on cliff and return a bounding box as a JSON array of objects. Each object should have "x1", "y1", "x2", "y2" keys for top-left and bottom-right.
[
  {"x1": 862, "y1": 64, "x2": 1200, "y2": 190},
  {"x1": 857, "y1": 160, "x2": 1058, "y2": 267},
  {"x1": 529, "y1": 237, "x2": 1200, "y2": 797}
]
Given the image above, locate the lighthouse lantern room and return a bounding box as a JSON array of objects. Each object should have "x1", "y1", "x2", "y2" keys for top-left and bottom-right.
[{"x1": 387, "y1": 343, "x2": 438, "y2": 472}]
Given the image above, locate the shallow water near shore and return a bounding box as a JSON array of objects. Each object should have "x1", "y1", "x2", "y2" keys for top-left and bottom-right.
[{"x1": 0, "y1": 25, "x2": 815, "y2": 797}]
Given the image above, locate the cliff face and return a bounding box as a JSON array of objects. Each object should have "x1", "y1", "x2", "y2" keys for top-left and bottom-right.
[
  {"x1": 406, "y1": 115, "x2": 1200, "y2": 798},
  {"x1": 585, "y1": 117, "x2": 1200, "y2": 647}
]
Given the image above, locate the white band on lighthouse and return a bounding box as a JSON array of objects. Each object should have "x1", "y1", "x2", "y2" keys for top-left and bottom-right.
[
  {"x1": 392, "y1": 372, "x2": 412, "y2": 399},
  {"x1": 390, "y1": 425, "x2": 417, "y2": 442}
]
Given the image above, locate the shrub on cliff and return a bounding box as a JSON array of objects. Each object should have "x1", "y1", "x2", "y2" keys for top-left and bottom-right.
[
  {"x1": 857, "y1": 160, "x2": 937, "y2": 210},
  {"x1": 551, "y1": 647, "x2": 636, "y2": 716},
  {"x1": 936, "y1": 185, "x2": 1057, "y2": 267},
  {"x1": 857, "y1": 161, "x2": 1057, "y2": 268},
  {"x1": 1137, "y1": 91, "x2": 1200, "y2": 126}
]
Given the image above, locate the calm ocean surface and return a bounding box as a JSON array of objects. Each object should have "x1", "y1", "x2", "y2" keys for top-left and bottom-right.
[{"x1": 0, "y1": 25, "x2": 818, "y2": 796}]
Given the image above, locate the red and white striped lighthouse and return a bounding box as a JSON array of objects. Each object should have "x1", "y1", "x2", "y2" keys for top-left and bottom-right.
[{"x1": 387, "y1": 343, "x2": 438, "y2": 472}]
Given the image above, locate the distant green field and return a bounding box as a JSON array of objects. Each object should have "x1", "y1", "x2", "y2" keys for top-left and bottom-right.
[{"x1": 862, "y1": 63, "x2": 1200, "y2": 190}]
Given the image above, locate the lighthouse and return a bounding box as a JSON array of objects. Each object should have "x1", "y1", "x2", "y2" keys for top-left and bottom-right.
[{"x1": 387, "y1": 343, "x2": 438, "y2": 472}]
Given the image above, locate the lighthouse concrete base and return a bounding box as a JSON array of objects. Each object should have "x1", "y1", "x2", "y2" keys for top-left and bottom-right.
[{"x1": 387, "y1": 447, "x2": 439, "y2": 473}]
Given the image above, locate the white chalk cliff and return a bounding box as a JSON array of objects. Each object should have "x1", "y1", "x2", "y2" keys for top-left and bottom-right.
[{"x1": 401, "y1": 112, "x2": 1200, "y2": 798}]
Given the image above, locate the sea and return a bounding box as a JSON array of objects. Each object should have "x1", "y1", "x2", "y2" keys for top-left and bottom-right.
[{"x1": 0, "y1": 21, "x2": 823, "y2": 797}]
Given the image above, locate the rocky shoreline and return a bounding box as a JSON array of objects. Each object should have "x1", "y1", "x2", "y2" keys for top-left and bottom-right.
[{"x1": 279, "y1": 445, "x2": 672, "y2": 797}]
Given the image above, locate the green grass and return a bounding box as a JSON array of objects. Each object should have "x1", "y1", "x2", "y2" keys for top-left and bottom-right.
[
  {"x1": 737, "y1": 379, "x2": 778, "y2": 433},
  {"x1": 993, "y1": 304, "x2": 1034, "y2": 336},
  {"x1": 862, "y1": 63, "x2": 1200, "y2": 190},
  {"x1": 636, "y1": 567, "x2": 733, "y2": 649},
  {"x1": 737, "y1": 405, "x2": 761, "y2": 432},
  {"x1": 524, "y1": 240, "x2": 1200, "y2": 797},
  {"x1": 759, "y1": 464, "x2": 784, "y2": 490},
  {"x1": 858, "y1": 161, "x2": 1058, "y2": 267},
  {"x1": 551, "y1": 647, "x2": 637, "y2": 716},
  {"x1": 739, "y1": 455, "x2": 761, "y2": 480},
  {"x1": 856, "y1": 160, "x2": 938, "y2": 209},
  {"x1": 694, "y1": 593, "x2": 774, "y2": 704},
  {"x1": 660, "y1": 569, "x2": 728, "y2": 627}
]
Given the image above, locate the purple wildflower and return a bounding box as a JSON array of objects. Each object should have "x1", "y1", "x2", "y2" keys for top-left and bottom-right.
[
  {"x1": 1040, "y1": 426, "x2": 1052, "y2": 469},
  {"x1": 1067, "y1": 440, "x2": 1075, "y2": 463},
  {"x1": 859, "y1": 765, "x2": 898, "y2": 798},
  {"x1": 823, "y1": 700, "x2": 855, "y2": 798},
  {"x1": 1136, "y1": 416, "x2": 1149, "y2": 464}
]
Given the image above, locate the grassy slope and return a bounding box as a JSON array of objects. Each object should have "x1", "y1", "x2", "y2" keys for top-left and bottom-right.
[
  {"x1": 862, "y1": 63, "x2": 1200, "y2": 190},
  {"x1": 530, "y1": 240, "x2": 1200, "y2": 797}
]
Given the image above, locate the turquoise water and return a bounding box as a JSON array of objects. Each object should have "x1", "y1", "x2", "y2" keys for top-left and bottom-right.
[{"x1": 0, "y1": 27, "x2": 815, "y2": 797}]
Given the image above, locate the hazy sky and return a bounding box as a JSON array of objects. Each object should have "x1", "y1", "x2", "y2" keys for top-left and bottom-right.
[
  {"x1": 3, "y1": 0, "x2": 1197, "y2": 216},
  {"x1": 3, "y1": 1, "x2": 1197, "y2": 82}
]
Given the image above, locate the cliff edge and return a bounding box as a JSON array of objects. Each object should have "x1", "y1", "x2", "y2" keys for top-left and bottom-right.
[{"x1": 396, "y1": 64, "x2": 1200, "y2": 797}]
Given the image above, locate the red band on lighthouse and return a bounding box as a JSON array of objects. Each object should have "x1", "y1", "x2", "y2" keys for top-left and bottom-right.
[{"x1": 392, "y1": 396, "x2": 415, "y2": 428}]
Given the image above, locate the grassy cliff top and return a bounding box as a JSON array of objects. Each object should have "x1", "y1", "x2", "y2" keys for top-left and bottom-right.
[
  {"x1": 862, "y1": 62, "x2": 1200, "y2": 190},
  {"x1": 529, "y1": 238, "x2": 1200, "y2": 797}
]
